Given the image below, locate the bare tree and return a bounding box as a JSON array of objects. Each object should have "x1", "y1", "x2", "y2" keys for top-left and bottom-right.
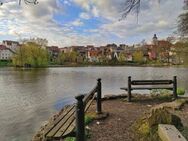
[
  {"x1": 120, "y1": 0, "x2": 161, "y2": 20},
  {"x1": 120, "y1": 0, "x2": 187, "y2": 37},
  {"x1": 0, "y1": 0, "x2": 38, "y2": 5},
  {"x1": 178, "y1": 0, "x2": 188, "y2": 36},
  {"x1": 120, "y1": 0, "x2": 141, "y2": 20}
]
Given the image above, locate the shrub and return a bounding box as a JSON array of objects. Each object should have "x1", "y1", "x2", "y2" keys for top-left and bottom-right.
[
  {"x1": 85, "y1": 115, "x2": 94, "y2": 125},
  {"x1": 177, "y1": 88, "x2": 185, "y2": 95},
  {"x1": 64, "y1": 115, "x2": 94, "y2": 141},
  {"x1": 150, "y1": 88, "x2": 186, "y2": 99},
  {"x1": 64, "y1": 137, "x2": 76, "y2": 141},
  {"x1": 133, "y1": 108, "x2": 183, "y2": 141},
  {"x1": 150, "y1": 89, "x2": 172, "y2": 101}
]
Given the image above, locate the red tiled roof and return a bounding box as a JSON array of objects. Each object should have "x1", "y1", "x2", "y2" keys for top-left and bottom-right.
[
  {"x1": 3, "y1": 40, "x2": 19, "y2": 46},
  {"x1": 46, "y1": 46, "x2": 60, "y2": 52},
  {"x1": 0, "y1": 45, "x2": 7, "y2": 50},
  {"x1": 88, "y1": 50, "x2": 101, "y2": 57},
  {"x1": 144, "y1": 44, "x2": 157, "y2": 49},
  {"x1": 158, "y1": 40, "x2": 172, "y2": 47}
]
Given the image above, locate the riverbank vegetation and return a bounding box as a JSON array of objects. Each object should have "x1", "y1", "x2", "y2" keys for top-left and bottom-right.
[
  {"x1": 2, "y1": 39, "x2": 187, "y2": 68},
  {"x1": 0, "y1": 60, "x2": 11, "y2": 67},
  {"x1": 0, "y1": 0, "x2": 188, "y2": 68},
  {"x1": 12, "y1": 42, "x2": 48, "y2": 68}
]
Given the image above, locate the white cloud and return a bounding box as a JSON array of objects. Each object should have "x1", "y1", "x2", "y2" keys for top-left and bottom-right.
[
  {"x1": 63, "y1": 0, "x2": 71, "y2": 5},
  {"x1": 157, "y1": 20, "x2": 168, "y2": 28},
  {"x1": 93, "y1": 0, "x2": 184, "y2": 43},
  {"x1": 73, "y1": 0, "x2": 90, "y2": 11},
  {"x1": 71, "y1": 19, "x2": 84, "y2": 26},
  {"x1": 91, "y1": 6, "x2": 99, "y2": 17},
  {"x1": 0, "y1": 0, "x2": 185, "y2": 46},
  {"x1": 79, "y1": 12, "x2": 90, "y2": 19}
]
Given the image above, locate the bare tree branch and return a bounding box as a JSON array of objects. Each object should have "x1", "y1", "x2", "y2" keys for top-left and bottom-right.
[
  {"x1": 178, "y1": 0, "x2": 188, "y2": 36},
  {"x1": 120, "y1": 0, "x2": 161, "y2": 21},
  {"x1": 0, "y1": 0, "x2": 38, "y2": 5},
  {"x1": 120, "y1": 0, "x2": 141, "y2": 20},
  {"x1": 20, "y1": 0, "x2": 38, "y2": 5}
]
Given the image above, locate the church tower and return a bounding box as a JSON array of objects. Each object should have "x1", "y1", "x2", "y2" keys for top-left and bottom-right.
[{"x1": 152, "y1": 34, "x2": 158, "y2": 46}]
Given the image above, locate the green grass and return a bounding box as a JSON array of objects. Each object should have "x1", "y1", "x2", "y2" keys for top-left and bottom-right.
[
  {"x1": 150, "y1": 87, "x2": 186, "y2": 99},
  {"x1": 177, "y1": 88, "x2": 185, "y2": 95},
  {"x1": 0, "y1": 60, "x2": 11, "y2": 66},
  {"x1": 64, "y1": 115, "x2": 94, "y2": 141},
  {"x1": 85, "y1": 115, "x2": 94, "y2": 125},
  {"x1": 181, "y1": 126, "x2": 188, "y2": 140},
  {"x1": 64, "y1": 137, "x2": 76, "y2": 141},
  {"x1": 150, "y1": 89, "x2": 172, "y2": 101}
]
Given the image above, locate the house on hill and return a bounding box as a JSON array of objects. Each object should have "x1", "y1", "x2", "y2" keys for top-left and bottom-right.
[
  {"x1": 0, "y1": 45, "x2": 14, "y2": 60},
  {"x1": 46, "y1": 46, "x2": 60, "y2": 62},
  {"x1": 2, "y1": 40, "x2": 20, "y2": 52},
  {"x1": 87, "y1": 48, "x2": 101, "y2": 62},
  {"x1": 144, "y1": 34, "x2": 176, "y2": 63}
]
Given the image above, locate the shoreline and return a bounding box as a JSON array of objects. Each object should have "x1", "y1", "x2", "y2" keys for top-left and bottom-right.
[
  {"x1": 1, "y1": 63, "x2": 188, "y2": 69},
  {"x1": 32, "y1": 94, "x2": 188, "y2": 141}
]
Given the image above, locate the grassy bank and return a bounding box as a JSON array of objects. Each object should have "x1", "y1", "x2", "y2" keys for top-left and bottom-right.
[
  {"x1": 0, "y1": 60, "x2": 12, "y2": 67},
  {"x1": 47, "y1": 61, "x2": 180, "y2": 67},
  {"x1": 1, "y1": 60, "x2": 188, "y2": 68}
]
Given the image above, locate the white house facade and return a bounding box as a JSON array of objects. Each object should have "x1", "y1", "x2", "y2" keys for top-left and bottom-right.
[{"x1": 0, "y1": 45, "x2": 14, "y2": 60}]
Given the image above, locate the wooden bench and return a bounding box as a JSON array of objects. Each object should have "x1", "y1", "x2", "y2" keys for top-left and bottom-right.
[
  {"x1": 120, "y1": 76, "x2": 177, "y2": 102},
  {"x1": 44, "y1": 79, "x2": 102, "y2": 141}
]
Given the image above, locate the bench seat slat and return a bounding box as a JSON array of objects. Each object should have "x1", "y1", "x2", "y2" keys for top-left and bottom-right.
[
  {"x1": 44, "y1": 84, "x2": 98, "y2": 140},
  {"x1": 54, "y1": 116, "x2": 76, "y2": 138},
  {"x1": 44, "y1": 105, "x2": 75, "y2": 136},
  {"x1": 53, "y1": 93, "x2": 95, "y2": 139},
  {"x1": 62, "y1": 122, "x2": 76, "y2": 138},
  {"x1": 46, "y1": 105, "x2": 76, "y2": 138}
]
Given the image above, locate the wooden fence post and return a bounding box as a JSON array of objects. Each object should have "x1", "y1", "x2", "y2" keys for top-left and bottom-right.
[
  {"x1": 128, "y1": 76, "x2": 132, "y2": 102},
  {"x1": 97, "y1": 78, "x2": 102, "y2": 114},
  {"x1": 173, "y1": 76, "x2": 178, "y2": 99},
  {"x1": 75, "y1": 94, "x2": 85, "y2": 141}
]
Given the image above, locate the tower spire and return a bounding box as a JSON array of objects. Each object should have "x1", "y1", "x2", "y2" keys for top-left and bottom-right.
[{"x1": 153, "y1": 34, "x2": 158, "y2": 45}]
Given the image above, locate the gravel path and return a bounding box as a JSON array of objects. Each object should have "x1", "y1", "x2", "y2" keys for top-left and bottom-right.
[
  {"x1": 177, "y1": 104, "x2": 188, "y2": 126},
  {"x1": 87, "y1": 97, "x2": 188, "y2": 141},
  {"x1": 87, "y1": 98, "x2": 159, "y2": 141}
]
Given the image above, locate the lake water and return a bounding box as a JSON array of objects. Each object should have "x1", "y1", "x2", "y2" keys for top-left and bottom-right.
[{"x1": 0, "y1": 66, "x2": 188, "y2": 141}]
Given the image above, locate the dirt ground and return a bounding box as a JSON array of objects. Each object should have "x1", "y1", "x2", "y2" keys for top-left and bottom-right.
[
  {"x1": 176, "y1": 104, "x2": 188, "y2": 126},
  {"x1": 87, "y1": 97, "x2": 188, "y2": 141}
]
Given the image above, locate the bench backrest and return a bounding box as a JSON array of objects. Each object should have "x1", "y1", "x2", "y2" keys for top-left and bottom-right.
[
  {"x1": 122, "y1": 76, "x2": 177, "y2": 102},
  {"x1": 83, "y1": 85, "x2": 98, "y2": 111},
  {"x1": 131, "y1": 80, "x2": 173, "y2": 85}
]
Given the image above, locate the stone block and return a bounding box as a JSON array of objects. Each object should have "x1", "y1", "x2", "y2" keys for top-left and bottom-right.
[{"x1": 158, "y1": 124, "x2": 186, "y2": 141}]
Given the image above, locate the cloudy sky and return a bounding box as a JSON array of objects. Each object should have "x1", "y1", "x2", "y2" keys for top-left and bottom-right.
[{"x1": 0, "y1": 0, "x2": 185, "y2": 47}]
